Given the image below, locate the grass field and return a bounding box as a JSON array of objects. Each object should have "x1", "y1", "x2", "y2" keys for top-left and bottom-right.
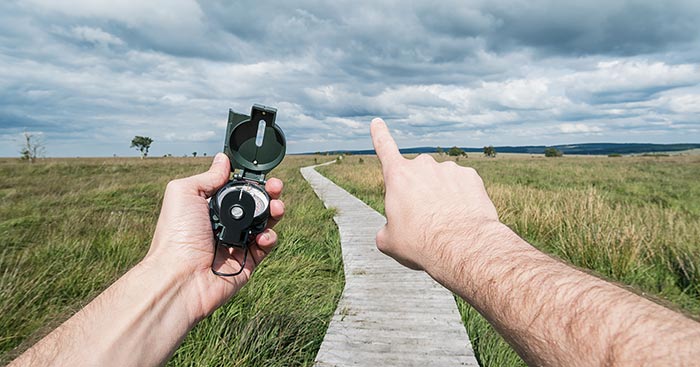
[
  {"x1": 2, "y1": 154, "x2": 699, "y2": 366},
  {"x1": 318, "y1": 153, "x2": 700, "y2": 367},
  {"x1": 0, "y1": 156, "x2": 343, "y2": 366}
]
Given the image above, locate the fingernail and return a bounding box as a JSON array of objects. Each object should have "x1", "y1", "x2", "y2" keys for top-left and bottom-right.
[{"x1": 263, "y1": 231, "x2": 271, "y2": 241}]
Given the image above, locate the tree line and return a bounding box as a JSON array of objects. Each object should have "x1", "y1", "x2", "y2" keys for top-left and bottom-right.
[{"x1": 435, "y1": 145, "x2": 563, "y2": 158}]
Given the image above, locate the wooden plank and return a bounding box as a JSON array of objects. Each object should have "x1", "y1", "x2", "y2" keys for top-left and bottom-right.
[{"x1": 301, "y1": 163, "x2": 479, "y2": 367}]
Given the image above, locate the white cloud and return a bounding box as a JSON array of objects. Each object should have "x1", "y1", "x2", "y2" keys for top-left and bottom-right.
[
  {"x1": 164, "y1": 131, "x2": 215, "y2": 142},
  {"x1": 564, "y1": 60, "x2": 700, "y2": 98},
  {"x1": 664, "y1": 92, "x2": 700, "y2": 114},
  {"x1": 24, "y1": 0, "x2": 204, "y2": 30},
  {"x1": 1, "y1": 1, "x2": 699, "y2": 157},
  {"x1": 558, "y1": 123, "x2": 604, "y2": 134},
  {"x1": 69, "y1": 26, "x2": 124, "y2": 46}
]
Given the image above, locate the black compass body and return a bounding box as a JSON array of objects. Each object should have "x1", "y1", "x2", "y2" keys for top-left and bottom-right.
[{"x1": 209, "y1": 104, "x2": 285, "y2": 249}]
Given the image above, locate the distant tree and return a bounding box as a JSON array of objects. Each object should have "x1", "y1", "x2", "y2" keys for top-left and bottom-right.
[
  {"x1": 20, "y1": 132, "x2": 45, "y2": 163},
  {"x1": 436, "y1": 146, "x2": 444, "y2": 156},
  {"x1": 544, "y1": 147, "x2": 563, "y2": 157},
  {"x1": 448, "y1": 146, "x2": 465, "y2": 157},
  {"x1": 192, "y1": 151, "x2": 197, "y2": 157},
  {"x1": 130, "y1": 136, "x2": 153, "y2": 159},
  {"x1": 483, "y1": 145, "x2": 497, "y2": 157},
  {"x1": 203, "y1": 152, "x2": 207, "y2": 157}
]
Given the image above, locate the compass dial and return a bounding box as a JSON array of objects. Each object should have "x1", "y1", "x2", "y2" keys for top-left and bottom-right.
[
  {"x1": 217, "y1": 182, "x2": 269, "y2": 218},
  {"x1": 239, "y1": 184, "x2": 269, "y2": 217}
]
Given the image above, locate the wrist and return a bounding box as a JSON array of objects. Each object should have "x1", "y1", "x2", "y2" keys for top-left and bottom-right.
[
  {"x1": 425, "y1": 219, "x2": 519, "y2": 289},
  {"x1": 136, "y1": 256, "x2": 202, "y2": 326}
]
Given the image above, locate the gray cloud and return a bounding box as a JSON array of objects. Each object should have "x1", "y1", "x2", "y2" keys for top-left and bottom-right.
[{"x1": 0, "y1": 0, "x2": 699, "y2": 157}]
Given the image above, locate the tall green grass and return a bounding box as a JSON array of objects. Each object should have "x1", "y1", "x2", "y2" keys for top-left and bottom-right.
[
  {"x1": 318, "y1": 154, "x2": 700, "y2": 367},
  {"x1": 0, "y1": 156, "x2": 343, "y2": 366}
]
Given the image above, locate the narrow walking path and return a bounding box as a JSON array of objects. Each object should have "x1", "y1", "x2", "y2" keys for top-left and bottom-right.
[{"x1": 301, "y1": 163, "x2": 479, "y2": 367}]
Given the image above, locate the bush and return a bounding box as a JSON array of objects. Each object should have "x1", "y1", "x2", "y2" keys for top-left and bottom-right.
[
  {"x1": 448, "y1": 146, "x2": 466, "y2": 157},
  {"x1": 544, "y1": 147, "x2": 563, "y2": 157}
]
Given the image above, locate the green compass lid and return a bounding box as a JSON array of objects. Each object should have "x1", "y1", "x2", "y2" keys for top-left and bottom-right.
[{"x1": 224, "y1": 104, "x2": 286, "y2": 181}]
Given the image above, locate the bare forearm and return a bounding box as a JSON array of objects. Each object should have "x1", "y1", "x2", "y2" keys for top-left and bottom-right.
[
  {"x1": 11, "y1": 259, "x2": 198, "y2": 367},
  {"x1": 428, "y1": 221, "x2": 700, "y2": 366}
]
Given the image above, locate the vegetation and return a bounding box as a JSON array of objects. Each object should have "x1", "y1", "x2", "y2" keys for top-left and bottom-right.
[
  {"x1": 0, "y1": 156, "x2": 343, "y2": 366},
  {"x1": 544, "y1": 147, "x2": 563, "y2": 157},
  {"x1": 4, "y1": 153, "x2": 699, "y2": 366},
  {"x1": 318, "y1": 154, "x2": 700, "y2": 367},
  {"x1": 483, "y1": 145, "x2": 496, "y2": 157},
  {"x1": 448, "y1": 146, "x2": 466, "y2": 157},
  {"x1": 20, "y1": 132, "x2": 45, "y2": 163},
  {"x1": 130, "y1": 136, "x2": 153, "y2": 159}
]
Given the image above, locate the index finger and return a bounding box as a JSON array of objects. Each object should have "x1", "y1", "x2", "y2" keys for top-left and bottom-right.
[{"x1": 370, "y1": 118, "x2": 402, "y2": 169}]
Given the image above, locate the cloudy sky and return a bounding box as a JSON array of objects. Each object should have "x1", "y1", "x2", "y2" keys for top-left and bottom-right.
[{"x1": 1, "y1": 0, "x2": 700, "y2": 157}]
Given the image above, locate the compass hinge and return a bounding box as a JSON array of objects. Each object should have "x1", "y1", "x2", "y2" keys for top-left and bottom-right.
[{"x1": 233, "y1": 171, "x2": 265, "y2": 183}]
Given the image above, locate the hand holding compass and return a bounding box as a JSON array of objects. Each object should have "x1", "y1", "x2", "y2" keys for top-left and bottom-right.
[{"x1": 209, "y1": 104, "x2": 286, "y2": 276}]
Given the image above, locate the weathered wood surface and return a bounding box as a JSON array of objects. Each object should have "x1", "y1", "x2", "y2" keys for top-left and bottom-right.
[{"x1": 301, "y1": 163, "x2": 479, "y2": 367}]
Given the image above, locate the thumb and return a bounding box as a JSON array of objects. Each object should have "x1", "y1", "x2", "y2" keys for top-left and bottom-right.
[
  {"x1": 375, "y1": 225, "x2": 391, "y2": 254},
  {"x1": 187, "y1": 152, "x2": 231, "y2": 197}
]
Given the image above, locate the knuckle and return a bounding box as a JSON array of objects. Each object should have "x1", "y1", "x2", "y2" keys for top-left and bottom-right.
[
  {"x1": 375, "y1": 230, "x2": 389, "y2": 251},
  {"x1": 165, "y1": 179, "x2": 184, "y2": 192}
]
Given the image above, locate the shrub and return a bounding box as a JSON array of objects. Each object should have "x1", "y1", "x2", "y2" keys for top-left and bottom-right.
[
  {"x1": 448, "y1": 146, "x2": 466, "y2": 157},
  {"x1": 544, "y1": 147, "x2": 563, "y2": 157}
]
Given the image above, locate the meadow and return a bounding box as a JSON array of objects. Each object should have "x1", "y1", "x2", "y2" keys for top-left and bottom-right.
[
  {"x1": 0, "y1": 156, "x2": 343, "y2": 366},
  {"x1": 2, "y1": 154, "x2": 699, "y2": 367},
  {"x1": 318, "y1": 153, "x2": 700, "y2": 367}
]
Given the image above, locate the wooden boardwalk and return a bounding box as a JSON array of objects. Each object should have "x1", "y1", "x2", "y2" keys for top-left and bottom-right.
[{"x1": 301, "y1": 163, "x2": 479, "y2": 367}]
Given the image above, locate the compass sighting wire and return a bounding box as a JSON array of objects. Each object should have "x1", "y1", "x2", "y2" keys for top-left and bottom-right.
[{"x1": 211, "y1": 238, "x2": 249, "y2": 277}]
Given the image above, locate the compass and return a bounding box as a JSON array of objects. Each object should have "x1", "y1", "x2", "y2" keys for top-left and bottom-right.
[{"x1": 208, "y1": 104, "x2": 285, "y2": 276}]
